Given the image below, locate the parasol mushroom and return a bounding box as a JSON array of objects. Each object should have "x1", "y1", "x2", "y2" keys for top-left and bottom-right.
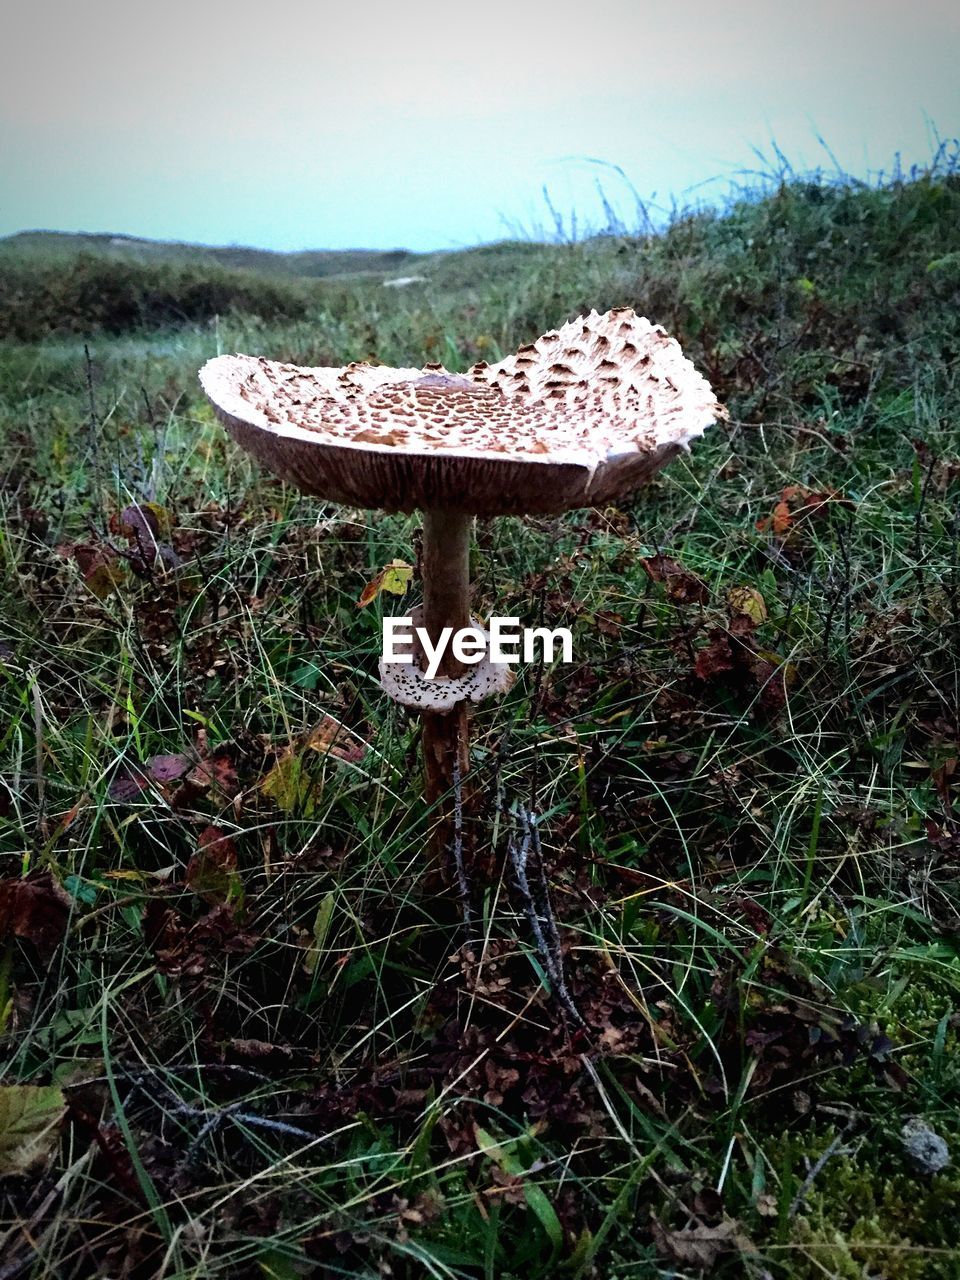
[{"x1": 199, "y1": 307, "x2": 724, "y2": 867}]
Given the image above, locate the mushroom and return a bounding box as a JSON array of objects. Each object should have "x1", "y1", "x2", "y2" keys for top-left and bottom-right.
[{"x1": 199, "y1": 307, "x2": 724, "y2": 865}]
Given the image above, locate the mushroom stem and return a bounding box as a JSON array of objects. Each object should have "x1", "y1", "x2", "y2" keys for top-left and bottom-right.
[
  {"x1": 420, "y1": 507, "x2": 473, "y2": 837},
  {"x1": 420, "y1": 508, "x2": 472, "y2": 677}
]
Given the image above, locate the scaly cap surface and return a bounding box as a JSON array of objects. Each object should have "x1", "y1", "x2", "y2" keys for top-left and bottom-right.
[{"x1": 199, "y1": 308, "x2": 723, "y2": 515}]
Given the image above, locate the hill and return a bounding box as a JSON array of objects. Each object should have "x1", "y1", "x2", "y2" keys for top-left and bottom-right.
[
  {"x1": 0, "y1": 228, "x2": 423, "y2": 278},
  {"x1": 0, "y1": 229, "x2": 555, "y2": 342}
]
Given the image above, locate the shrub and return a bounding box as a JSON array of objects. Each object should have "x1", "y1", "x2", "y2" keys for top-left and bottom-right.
[{"x1": 0, "y1": 253, "x2": 312, "y2": 340}]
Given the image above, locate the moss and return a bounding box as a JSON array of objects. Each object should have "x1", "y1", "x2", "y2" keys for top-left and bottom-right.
[
  {"x1": 791, "y1": 1213, "x2": 926, "y2": 1280},
  {"x1": 832, "y1": 966, "x2": 959, "y2": 1105},
  {"x1": 765, "y1": 967, "x2": 960, "y2": 1275},
  {"x1": 764, "y1": 1124, "x2": 960, "y2": 1279},
  {"x1": 793, "y1": 1154, "x2": 960, "y2": 1279}
]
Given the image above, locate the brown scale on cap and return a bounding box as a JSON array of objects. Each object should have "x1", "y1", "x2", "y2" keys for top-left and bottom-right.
[{"x1": 199, "y1": 307, "x2": 724, "y2": 516}]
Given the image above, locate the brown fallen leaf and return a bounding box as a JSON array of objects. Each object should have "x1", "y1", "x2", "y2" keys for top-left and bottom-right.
[
  {"x1": 186, "y1": 748, "x2": 239, "y2": 801},
  {"x1": 113, "y1": 502, "x2": 181, "y2": 575},
  {"x1": 226, "y1": 1038, "x2": 294, "y2": 1063},
  {"x1": 143, "y1": 900, "x2": 257, "y2": 977},
  {"x1": 304, "y1": 714, "x2": 367, "y2": 765},
  {"x1": 692, "y1": 1187, "x2": 725, "y2": 1222},
  {"x1": 594, "y1": 609, "x2": 624, "y2": 637},
  {"x1": 694, "y1": 629, "x2": 738, "y2": 681},
  {"x1": 113, "y1": 500, "x2": 171, "y2": 541},
  {"x1": 148, "y1": 753, "x2": 192, "y2": 782},
  {"x1": 56, "y1": 542, "x2": 125, "y2": 599},
  {"x1": 358, "y1": 559, "x2": 413, "y2": 608},
  {"x1": 186, "y1": 826, "x2": 241, "y2": 906},
  {"x1": 757, "y1": 485, "x2": 854, "y2": 539},
  {"x1": 0, "y1": 872, "x2": 72, "y2": 958},
  {"x1": 260, "y1": 716, "x2": 367, "y2": 814},
  {"x1": 640, "y1": 554, "x2": 709, "y2": 605},
  {"x1": 727, "y1": 585, "x2": 768, "y2": 626},
  {"x1": 650, "y1": 1216, "x2": 754, "y2": 1269},
  {"x1": 108, "y1": 766, "x2": 150, "y2": 801}
]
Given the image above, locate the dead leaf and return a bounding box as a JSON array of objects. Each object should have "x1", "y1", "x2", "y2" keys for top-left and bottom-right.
[
  {"x1": 357, "y1": 559, "x2": 413, "y2": 608},
  {"x1": 640, "y1": 554, "x2": 708, "y2": 605},
  {"x1": 727, "y1": 586, "x2": 768, "y2": 626},
  {"x1": 757, "y1": 649, "x2": 798, "y2": 685},
  {"x1": 186, "y1": 750, "x2": 238, "y2": 800},
  {"x1": 186, "y1": 826, "x2": 241, "y2": 905},
  {"x1": 593, "y1": 609, "x2": 623, "y2": 636},
  {"x1": 650, "y1": 1217, "x2": 752, "y2": 1269},
  {"x1": 259, "y1": 753, "x2": 323, "y2": 816},
  {"x1": 114, "y1": 501, "x2": 171, "y2": 541},
  {"x1": 261, "y1": 717, "x2": 366, "y2": 813},
  {"x1": 737, "y1": 896, "x2": 771, "y2": 936},
  {"x1": 148, "y1": 753, "x2": 192, "y2": 782},
  {"x1": 108, "y1": 767, "x2": 149, "y2": 801},
  {"x1": 143, "y1": 900, "x2": 257, "y2": 977},
  {"x1": 0, "y1": 873, "x2": 71, "y2": 957},
  {"x1": 767, "y1": 497, "x2": 794, "y2": 537},
  {"x1": 113, "y1": 502, "x2": 181, "y2": 575},
  {"x1": 303, "y1": 892, "x2": 335, "y2": 975},
  {"x1": 304, "y1": 715, "x2": 367, "y2": 765},
  {"x1": 57, "y1": 542, "x2": 125, "y2": 599},
  {"x1": 692, "y1": 1188, "x2": 724, "y2": 1222},
  {"x1": 0, "y1": 1085, "x2": 66, "y2": 1176},
  {"x1": 932, "y1": 757, "x2": 957, "y2": 813},
  {"x1": 694, "y1": 629, "x2": 737, "y2": 681},
  {"x1": 227, "y1": 1038, "x2": 293, "y2": 1062},
  {"x1": 757, "y1": 485, "x2": 854, "y2": 538}
]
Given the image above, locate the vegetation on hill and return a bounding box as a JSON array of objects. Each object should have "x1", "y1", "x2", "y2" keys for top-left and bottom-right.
[
  {"x1": 0, "y1": 234, "x2": 429, "y2": 341},
  {"x1": 1, "y1": 228, "x2": 420, "y2": 279},
  {"x1": 0, "y1": 253, "x2": 318, "y2": 341},
  {"x1": 1, "y1": 149, "x2": 960, "y2": 1277}
]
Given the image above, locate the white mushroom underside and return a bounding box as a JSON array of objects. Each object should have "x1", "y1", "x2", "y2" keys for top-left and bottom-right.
[{"x1": 199, "y1": 308, "x2": 722, "y2": 472}]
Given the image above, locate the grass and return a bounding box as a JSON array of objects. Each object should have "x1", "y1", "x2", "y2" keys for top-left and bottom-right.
[
  {"x1": 0, "y1": 230, "x2": 420, "y2": 280},
  {"x1": 1, "y1": 145, "x2": 960, "y2": 1277}
]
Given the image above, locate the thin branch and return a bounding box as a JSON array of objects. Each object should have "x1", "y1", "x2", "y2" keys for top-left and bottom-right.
[
  {"x1": 509, "y1": 804, "x2": 585, "y2": 1027},
  {"x1": 451, "y1": 747, "x2": 473, "y2": 931},
  {"x1": 790, "y1": 1120, "x2": 858, "y2": 1216}
]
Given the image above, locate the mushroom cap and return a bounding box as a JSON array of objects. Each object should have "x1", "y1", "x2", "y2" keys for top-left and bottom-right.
[{"x1": 199, "y1": 308, "x2": 724, "y2": 516}]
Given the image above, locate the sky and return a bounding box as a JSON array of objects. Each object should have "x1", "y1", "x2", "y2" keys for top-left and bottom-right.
[{"x1": 1, "y1": 0, "x2": 958, "y2": 252}]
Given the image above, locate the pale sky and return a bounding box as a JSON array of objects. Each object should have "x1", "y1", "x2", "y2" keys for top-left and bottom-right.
[{"x1": 1, "y1": 0, "x2": 957, "y2": 251}]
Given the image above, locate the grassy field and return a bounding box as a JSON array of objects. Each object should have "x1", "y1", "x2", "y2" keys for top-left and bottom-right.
[{"x1": 1, "y1": 150, "x2": 960, "y2": 1278}]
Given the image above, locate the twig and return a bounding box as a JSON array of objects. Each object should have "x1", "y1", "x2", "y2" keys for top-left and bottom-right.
[
  {"x1": 789, "y1": 1119, "x2": 858, "y2": 1216},
  {"x1": 451, "y1": 747, "x2": 473, "y2": 931},
  {"x1": 178, "y1": 1099, "x2": 317, "y2": 1166},
  {"x1": 947, "y1": 505, "x2": 960, "y2": 635},
  {"x1": 509, "y1": 804, "x2": 585, "y2": 1027},
  {"x1": 526, "y1": 811, "x2": 567, "y2": 995}
]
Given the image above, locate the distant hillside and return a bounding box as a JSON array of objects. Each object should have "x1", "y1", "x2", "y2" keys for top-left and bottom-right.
[
  {"x1": 7, "y1": 167, "x2": 957, "y2": 354},
  {"x1": 0, "y1": 229, "x2": 554, "y2": 342},
  {"x1": 0, "y1": 230, "x2": 424, "y2": 280}
]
